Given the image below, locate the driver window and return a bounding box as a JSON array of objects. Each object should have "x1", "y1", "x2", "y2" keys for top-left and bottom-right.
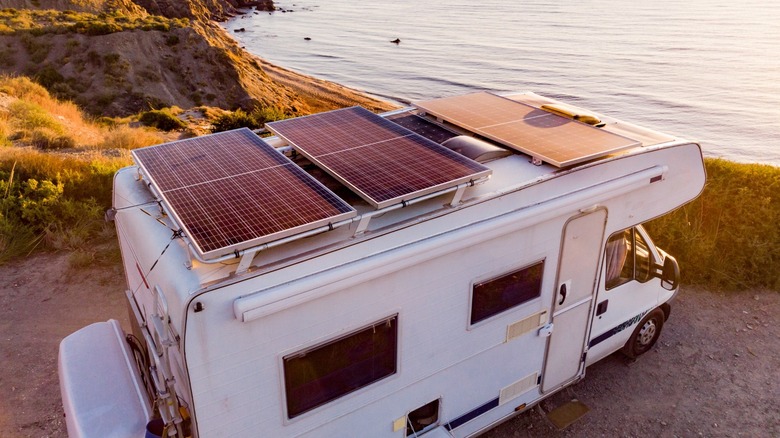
[{"x1": 605, "y1": 228, "x2": 653, "y2": 290}]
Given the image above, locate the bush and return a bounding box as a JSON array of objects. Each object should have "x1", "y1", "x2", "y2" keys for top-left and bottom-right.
[
  {"x1": 211, "y1": 109, "x2": 261, "y2": 132},
  {"x1": 0, "y1": 170, "x2": 105, "y2": 262},
  {"x1": 254, "y1": 106, "x2": 286, "y2": 124},
  {"x1": 34, "y1": 64, "x2": 64, "y2": 88},
  {"x1": 139, "y1": 109, "x2": 186, "y2": 131},
  {"x1": 8, "y1": 100, "x2": 64, "y2": 134},
  {"x1": 0, "y1": 75, "x2": 51, "y2": 103},
  {"x1": 211, "y1": 107, "x2": 289, "y2": 133},
  {"x1": 30, "y1": 127, "x2": 76, "y2": 150},
  {"x1": 646, "y1": 159, "x2": 780, "y2": 291}
]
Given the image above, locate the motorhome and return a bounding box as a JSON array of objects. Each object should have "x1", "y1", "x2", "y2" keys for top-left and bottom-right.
[{"x1": 59, "y1": 91, "x2": 705, "y2": 437}]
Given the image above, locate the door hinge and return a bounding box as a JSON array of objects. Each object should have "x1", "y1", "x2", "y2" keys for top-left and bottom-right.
[{"x1": 581, "y1": 351, "x2": 588, "y2": 363}]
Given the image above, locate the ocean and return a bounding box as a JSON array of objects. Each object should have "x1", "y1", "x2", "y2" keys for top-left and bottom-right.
[{"x1": 225, "y1": 0, "x2": 780, "y2": 166}]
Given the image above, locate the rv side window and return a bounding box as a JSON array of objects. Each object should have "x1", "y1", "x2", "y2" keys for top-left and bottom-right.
[
  {"x1": 283, "y1": 315, "x2": 398, "y2": 419},
  {"x1": 471, "y1": 261, "x2": 544, "y2": 324},
  {"x1": 605, "y1": 228, "x2": 652, "y2": 290}
]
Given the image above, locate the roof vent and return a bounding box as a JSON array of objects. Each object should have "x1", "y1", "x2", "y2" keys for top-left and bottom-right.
[{"x1": 442, "y1": 136, "x2": 512, "y2": 163}]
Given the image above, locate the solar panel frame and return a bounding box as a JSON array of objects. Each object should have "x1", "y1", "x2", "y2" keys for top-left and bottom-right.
[
  {"x1": 132, "y1": 128, "x2": 356, "y2": 260},
  {"x1": 414, "y1": 92, "x2": 641, "y2": 167},
  {"x1": 267, "y1": 107, "x2": 492, "y2": 209}
]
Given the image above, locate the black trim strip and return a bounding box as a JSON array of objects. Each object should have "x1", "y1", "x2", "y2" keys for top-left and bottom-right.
[
  {"x1": 589, "y1": 309, "x2": 650, "y2": 348},
  {"x1": 446, "y1": 397, "x2": 500, "y2": 431}
]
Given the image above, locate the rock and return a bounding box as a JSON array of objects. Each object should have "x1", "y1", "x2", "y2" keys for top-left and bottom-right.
[
  {"x1": 391, "y1": 38, "x2": 401, "y2": 44},
  {"x1": 304, "y1": 37, "x2": 311, "y2": 41}
]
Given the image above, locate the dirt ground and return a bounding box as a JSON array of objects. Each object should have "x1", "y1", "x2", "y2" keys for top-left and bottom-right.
[{"x1": 0, "y1": 252, "x2": 778, "y2": 437}]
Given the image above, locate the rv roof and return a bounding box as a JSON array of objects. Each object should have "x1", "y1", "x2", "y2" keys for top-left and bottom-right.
[
  {"x1": 132, "y1": 128, "x2": 356, "y2": 260},
  {"x1": 414, "y1": 92, "x2": 641, "y2": 167},
  {"x1": 266, "y1": 107, "x2": 492, "y2": 209}
]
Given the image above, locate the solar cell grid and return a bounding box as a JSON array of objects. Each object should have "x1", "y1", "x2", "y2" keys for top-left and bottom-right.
[
  {"x1": 415, "y1": 92, "x2": 640, "y2": 167},
  {"x1": 267, "y1": 107, "x2": 492, "y2": 209},
  {"x1": 132, "y1": 128, "x2": 355, "y2": 259}
]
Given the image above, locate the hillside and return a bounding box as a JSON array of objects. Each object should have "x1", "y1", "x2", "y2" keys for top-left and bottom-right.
[{"x1": 0, "y1": 1, "x2": 394, "y2": 117}]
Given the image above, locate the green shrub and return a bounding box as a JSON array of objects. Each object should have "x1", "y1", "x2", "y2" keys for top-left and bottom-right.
[
  {"x1": 647, "y1": 159, "x2": 780, "y2": 291},
  {"x1": 253, "y1": 106, "x2": 287, "y2": 124},
  {"x1": 34, "y1": 64, "x2": 64, "y2": 88},
  {"x1": 19, "y1": 32, "x2": 51, "y2": 64},
  {"x1": 211, "y1": 109, "x2": 262, "y2": 132},
  {"x1": 210, "y1": 107, "x2": 290, "y2": 133},
  {"x1": 139, "y1": 109, "x2": 186, "y2": 131}
]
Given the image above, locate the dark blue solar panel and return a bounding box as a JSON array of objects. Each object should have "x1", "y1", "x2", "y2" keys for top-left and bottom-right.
[
  {"x1": 267, "y1": 107, "x2": 492, "y2": 209},
  {"x1": 132, "y1": 128, "x2": 355, "y2": 259}
]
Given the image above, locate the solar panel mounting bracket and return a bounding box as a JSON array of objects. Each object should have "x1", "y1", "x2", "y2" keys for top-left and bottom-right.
[
  {"x1": 236, "y1": 249, "x2": 259, "y2": 275},
  {"x1": 449, "y1": 184, "x2": 468, "y2": 206},
  {"x1": 354, "y1": 215, "x2": 372, "y2": 235}
]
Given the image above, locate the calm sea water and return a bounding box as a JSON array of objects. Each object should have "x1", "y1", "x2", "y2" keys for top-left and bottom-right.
[{"x1": 225, "y1": 0, "x2": 780, "y2": 165}]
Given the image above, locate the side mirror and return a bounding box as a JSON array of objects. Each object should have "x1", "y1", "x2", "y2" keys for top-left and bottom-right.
[{"x1": 657, "y1": 256, "x2": 680, "y2": 291}]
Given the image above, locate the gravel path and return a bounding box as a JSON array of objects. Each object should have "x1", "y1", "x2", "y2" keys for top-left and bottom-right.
[{"x1": 1, "y1": 254, "x2": 777, "y2": 437}]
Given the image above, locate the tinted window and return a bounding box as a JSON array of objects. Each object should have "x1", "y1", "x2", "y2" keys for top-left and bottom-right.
[
  {"x1": 471, "y1": 261, "x2": 544, "y2": 324},
  {"x1": 283, "y1": 316, "x2": 398, "y2": 418}
]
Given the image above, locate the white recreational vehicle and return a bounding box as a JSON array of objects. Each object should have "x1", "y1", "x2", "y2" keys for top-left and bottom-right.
[{"x1": 59, "y1": 91, "x2": 705, "y2": 437}]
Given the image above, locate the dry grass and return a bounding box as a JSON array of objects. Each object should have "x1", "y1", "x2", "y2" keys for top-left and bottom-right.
[
  {"x1": 95, "y1": 125, "x2": 163, "y2": 150},
  {"x1": 1, "y1": 75, "x2": 104, "y2": 146},
  {"x1": 1, "y1": 75, "x2": 166, "y2": 150}
]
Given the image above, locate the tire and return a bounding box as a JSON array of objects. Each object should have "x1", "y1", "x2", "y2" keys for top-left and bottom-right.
[{"x1": 622, "y1": 308, "x2": 665, "y2": 359}]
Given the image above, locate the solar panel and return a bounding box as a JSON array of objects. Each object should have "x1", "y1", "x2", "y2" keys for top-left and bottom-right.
[
  {"x1": 267, "y1": 107, "x2": 492, "y2": 209},
  {"x1": 132, "y1": 128, "x2": 356, "y2": 260},
  {"x1": 414, "y1": 92, "x2": 641, "y2": 167}
]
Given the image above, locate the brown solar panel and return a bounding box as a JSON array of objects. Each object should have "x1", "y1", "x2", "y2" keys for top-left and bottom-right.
[
  {"x1": 132, "y1": 128, "x2": 356, "y2": 260},
  {"x1": 267, "y1": 107, "x2": 492, "y2": 209},
  {"x1": 415, "y1": 92, "x2": 640, "y2": 167}
]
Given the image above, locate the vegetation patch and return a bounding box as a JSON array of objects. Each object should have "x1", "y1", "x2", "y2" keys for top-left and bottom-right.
[
  {"x1": 211, "y1": 106, "x2": 289, "y2": 132},
  {"x1": 0, "y1": 74, "x2": 166, "y2": 263},
  {"x1": 0, "y1": 9, "x2": 189, "y2": 36},
  {"x1": 139, "y1": 108, "x2": 186, "y2": 131},
  {"x1": 0, "y1": 152, "x2": 126, "y2": 263},
  {"x1": 647, "y1": 159, "x2": 780, "y2": 291}
]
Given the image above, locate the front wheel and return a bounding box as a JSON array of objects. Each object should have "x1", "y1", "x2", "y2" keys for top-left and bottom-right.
[{"x1": 622, "y1": 308, "x2": 665, "y2": 358}]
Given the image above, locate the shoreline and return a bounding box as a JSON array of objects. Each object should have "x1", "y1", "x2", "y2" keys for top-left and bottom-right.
[
  {"x1": 221, "y1": 8, "x2": 399, "y2": 114},
  {"x1": 255, "y1": 56, "x2": 400, "y2": 114}
]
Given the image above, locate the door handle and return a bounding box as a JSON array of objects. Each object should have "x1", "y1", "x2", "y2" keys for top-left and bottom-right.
[
  {"x1": 558, "y1": 283, "x2": 567, "y2": 305},
  {"x1": 596, "y1": 300, "x2": 609, "y2": 316}
]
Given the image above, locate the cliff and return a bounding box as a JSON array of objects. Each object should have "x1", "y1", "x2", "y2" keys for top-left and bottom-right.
[{"x1": 0, "y1": 0, "x2": 394, "y2": 116}]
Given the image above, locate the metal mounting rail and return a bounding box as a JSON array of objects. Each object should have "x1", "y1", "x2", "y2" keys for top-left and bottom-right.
[{"x1": 185, "y1": 178, "x2": 488, "y2": 274}]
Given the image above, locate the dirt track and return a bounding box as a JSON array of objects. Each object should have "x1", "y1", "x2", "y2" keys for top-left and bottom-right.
[{"x1": 0, "y1": 253, "x2": 778, "y2": 437}]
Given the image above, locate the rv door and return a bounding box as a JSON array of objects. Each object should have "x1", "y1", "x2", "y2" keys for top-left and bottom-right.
[{"x1": 541, "y1": 209, "x2": 606, "y2": 393}]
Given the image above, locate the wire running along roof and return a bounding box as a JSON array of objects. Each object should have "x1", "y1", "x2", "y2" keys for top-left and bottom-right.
[
  {"x1": 266, "y1": 107, "x2": 492, "y2": 209},
  {"x1": 414, "y1": 92, "x2": 641, "y2": 167},
  {"x1": 132, "y1": 128, "x2": 356, "y2": 260}
]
